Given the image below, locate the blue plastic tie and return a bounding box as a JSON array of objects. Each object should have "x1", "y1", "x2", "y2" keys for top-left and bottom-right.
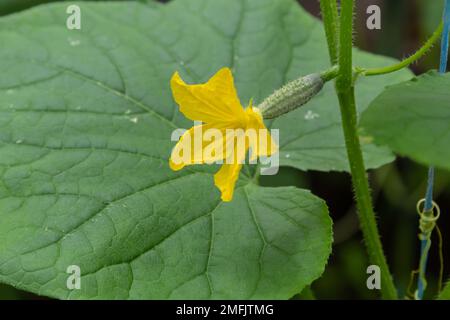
[{"x1": 417, "y1": 0, "x2": 450, "y2": 300}]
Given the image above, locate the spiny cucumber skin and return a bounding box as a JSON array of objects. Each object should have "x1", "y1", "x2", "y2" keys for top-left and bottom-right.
[{"x1": 258, "y1": 73, "x2": 324, "y2": 119}]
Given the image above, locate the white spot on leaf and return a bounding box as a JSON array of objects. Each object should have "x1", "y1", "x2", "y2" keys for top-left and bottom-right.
[
  {"x1": 68, "y1": 37, "x2": 81, "y2": 46},
  {"x1": 304, "y1": 110, "x2": 320, "y2": 120}
]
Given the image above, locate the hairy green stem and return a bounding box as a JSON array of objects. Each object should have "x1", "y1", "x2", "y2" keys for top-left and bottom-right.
[
  {"x1": 319, "y1": 0, "x2": 340, "y2": 64},
  {"x1": 335, "y1": 0, "x2": 397, "y2": 299},
  {"x1": 320, "y1": 65, "x2": 339, "y2": 82},
  {"x1": 359, "y1": 21, "x2": 443, "y2": 76}
]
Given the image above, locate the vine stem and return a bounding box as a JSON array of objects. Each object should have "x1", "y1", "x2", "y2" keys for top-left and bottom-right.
[
  {"x1": 334, "y1": 0, "x2": 398, "y2": 299},
  {"x1": 319, "y1": 0, "x2": 340, "y2": 64},
  {"x1": 359, "y1": 21, "x2": 443, "y2": 76}
]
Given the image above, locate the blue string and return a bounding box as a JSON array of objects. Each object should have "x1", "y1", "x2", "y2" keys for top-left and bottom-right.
[
  {"x1": 439, "y1": 0, "x2": 450, "y2": 75},
  {"x1": 417, "y1": 0, "x2": 450, "y2": 300}
]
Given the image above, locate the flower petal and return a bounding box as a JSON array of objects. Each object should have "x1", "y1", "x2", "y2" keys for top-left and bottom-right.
[
  {"x1": 213, "y1": 139, "x2": 248, "y2": 202},
  {"x1": 245, "y1": 107, "x2": 278, "y2": 161},
  {"x1": 170, "y1": 68, "x2": 246, "y2": 125},
  {"x1": 214, "y1": 162, "x2": 243, "y2": 202},
  {"x1": 169, "y1": 123, "x2": 230, "y2": 171}
]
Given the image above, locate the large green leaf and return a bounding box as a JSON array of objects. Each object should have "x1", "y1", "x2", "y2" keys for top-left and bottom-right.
[
  {"x1": 0, "y1": 0, "x2": 54, "y2": 15},
  {"x1": 0, "y1": 0, "x2": 151, "y2": 16},
  {"x1": 360, "y1": 71, "x2": 450, "y2": 172},
  {"x1": 0, "y1": 0, "x2": 336, "y2": 299}
]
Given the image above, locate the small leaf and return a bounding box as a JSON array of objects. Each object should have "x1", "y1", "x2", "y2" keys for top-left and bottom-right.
[
  {"x1": 360, "y1": 71, "x2": 450, "y2": 171},
  {"x1": 438, "y1": 281, "x2": 450, "y2": 300}
]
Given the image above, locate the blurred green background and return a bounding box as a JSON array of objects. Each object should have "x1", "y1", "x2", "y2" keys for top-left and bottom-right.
[{"x1": 0, "y1": 0, "x2": 448, "y2": 300}]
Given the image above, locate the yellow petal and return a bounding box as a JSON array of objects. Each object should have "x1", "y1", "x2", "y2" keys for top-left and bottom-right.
[
  {"x1": 245, "y1": 107, "x2": 278, "y2": 161},
  {"x1": 169, "y1": 123, "x2": 230, "y2": 171},
  {"x1": 213, "y1": 139, "x2": 248, "y2": 202},
  {"x1": 170, "y1": 68, "x2": 246, "y2": 126},
  {"x1": 214, "y1": 162, "x2": 243, "y2": 202}
]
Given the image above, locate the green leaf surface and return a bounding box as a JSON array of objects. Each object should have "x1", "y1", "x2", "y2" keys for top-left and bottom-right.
[
  {"x1": 0, "y1": 0, "x2": 53, "y2": 15},
  {"x1": 0, "y1": 0, "x2": 336, "y2": 299},
  {"x1": 360, "y1": 71, "x2": 450, "y2": 172},
  {"x1": 0, "y1": 0, "x2": 146, "y2": 16}
]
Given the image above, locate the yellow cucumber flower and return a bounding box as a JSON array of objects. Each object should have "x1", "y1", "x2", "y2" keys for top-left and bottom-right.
[{"x1": 169, "y1": 67, "x2": 278, "y2": 202}]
